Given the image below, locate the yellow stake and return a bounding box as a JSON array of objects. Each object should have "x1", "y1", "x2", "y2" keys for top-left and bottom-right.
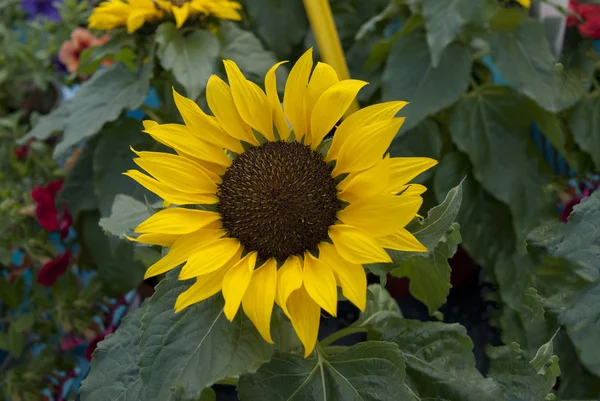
[{"x1": 303, "y1": 0, "x2": 360, "y2": 114}]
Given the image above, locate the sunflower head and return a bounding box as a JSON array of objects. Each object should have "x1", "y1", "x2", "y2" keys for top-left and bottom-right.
[
  {"x1": 88, "y1": 0, "x2": 242, "y2": 33},
  {"x1": 125, "y1": 48, "x2": 437, "y2": 357}
]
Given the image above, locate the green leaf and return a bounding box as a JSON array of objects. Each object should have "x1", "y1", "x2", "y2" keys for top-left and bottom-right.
[
  {"x1": 382, "y1": 318, "x2": 501, "y2": 400},
  {"x1": 353, "y1": 284, "x2": 402, "y2": 333},
  {"x1": 422, "y1": 0, "x2": 481, "y2": 67},
  {"x1": 80, "y1": 211, "x2": 146, "y2": 296},
  {"x1": 569, "y1": 95, "x2": 600, "y2": 171},
  {"x1": 59, "y1": 138, "x2": 99, "y2": 218},
  {"x1": 237, "y1": 342, "x2": 414, "y2": 401},
  {"x1": 382, "y1": 32, "x2": 471, "y2": 132},
  {"x1": 520, "y1": 287, "x2": 545, "y2": 325},
  {"x1": 156, "y1": 23, "x2": 219, "y2": 101},
  {"x1": 92, "y1": 119, "x2": 160, "y2": 217},
  {"x1": 391, "y1": 222, "x2": 461, "y2": 314},
  {"x1": 560, "y1": 280, "x2": 600, "y2": 376},
  {"x1": 78, "y1": 35, "x2": 136, "y2": 74},
  {"x1": 79, "y1": 305, "x2": 147, "y2": 401},
  {"x1": 241, "y1": 0, "x2": 308, "y2": 58},
  {"x1": 17, "y1": 101, "x2": 70, "y2": 143},
  {"x1": 487, "y1": 342, "x2": 557, "y2": 401},
  {"x1": 489, "y1": 21, "x2": 588, "y2": 112},
  {"x1": 138, "y1": 271, "x2": 273, "y2": 401},
  {"x1": 530, "y1": 330, "x2": 560, "y2": 385},
  {"x1": 554, "y1": 331, "x2": 600, "y2": 399},
  {"x1": 219, "y1": 22, "x2": 285, "y2": 85},
  {"x1": 99, "y1": 194, "x2": 153, "y2": 238},
  {"x1": 447, "y1": 86, "x2": 553, "y2": 235}
]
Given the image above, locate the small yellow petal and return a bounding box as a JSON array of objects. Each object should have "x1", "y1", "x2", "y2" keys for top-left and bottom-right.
[
  {"x1": 275, "y1": 255, "x2": 303, "y2": 317},
  {"x1": 287, "y1": 286, "x2": 320, "y2": 357},
  {"x1": 337, "y1": 196, "x2": 423, "y2": 237},
  {"x1": 126, "y1": 233, "x2": 180, "y2": 247},
  {"x1": 377, "y1": 228, "x2": 428, "y2": 252},
  {"x1": 133, "y1": 157, "x2": 218, "y2": 195},
  {"x1": 304, "y1": 62, "x2": 339, "y2": 141},
  {"x1": 319, "y1": 243, "x2": 366, "y2": 311},
  {"x1": 310, "y1": 79, "x2": 367, "y2": 149},
  {"x1": 242, "y1": 258, "x2": 277, "y2": 344},
  {"x1": 172, "y1": 3, "x2": 189, "y2": 28},
  {"x1": 206, "y1": 75, "x2": 258, "y2": 145},
  {"x1": 327, "y1": 101, "x2": 407, "y2": 162},
  {"x1": 303, "y1": 252, "x2": 337, "y2": 317},
  {"x1": 134, "y1": 208, "x2": 221, "y2": 235},
  {"x1": 222, "y1": 251, "x2": 258, "y2": 321},
  {"x1": 179, "y1": 238, "x2": 242, "y2": 280},
  {"x1": 283, "y1": 48, "x2": 313, "y2": 141},
  {"x1": 338, "y1": 156, "x2": 391, "y2": 203},
  {"x1": 124, "y1": 170, "x2": 218, "y2": 205},
  {"x1": 172, "y1": 89, "x2": 244, "y2": 153},
  {"x1": 398, "y1": 184, "x2": 428, "y2": 197},
  {"x1": 144, "y1": 229, "x2": 224, "y2": 278},
  {"x1": 332, "y1": 118, "x2": 405, "y2": 176},
  {"x1": 127, "y1": 10, "x2": 147, "y2": 33},
  {"x1": 385, "y1": 157, "x2": 438, "y2": 193},
  {"x1": 142, "y1": 120, "x2": 159, "y2": 130},
  {"x1": 223, "y1": 60, "x2": 274, "y2": 141},
  {"x1": 328, "y1": 224, "x2": 391, "y2": 264},
  {"x1": 265, "y1": 61, "x2": 290, "y2": 140},
  {"x1": 174, "y1": 267, "x2": 228, "y2": 313}
]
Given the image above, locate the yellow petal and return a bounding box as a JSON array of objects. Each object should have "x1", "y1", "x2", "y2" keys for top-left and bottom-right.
[
  {"x1": 303, "y1": 252, "x2": 337, "y2": 317},
  {"x1": 174, "y1": 267, "x2": 228, "y2": 312},
  {"x1": 318, "y1": 243, "x2": 366, "y2": 311},
  {"x1": 143, "y1": 124, "x2": 233, "y2": 167},
  {"x1": 376, "y1": 228, "x2": 428, "y2": 252},
  {"x1": 134, "y1": 208, "x2": 221, "y2": 235},
  {"x1": 172, "y1": 3, "x2": 189, "y2": 28},
  {"x1": 398, "y1": 183, "x2": 428, "y2": 197},
  {"x1": 242, "y1": 258, "x2": 277, "y2": 344},
  {"x1": 265, "y1": 61, "x2": 290, "y2": 140},
  {"x1": 275, "y1": 255, "x2": 303, "y2": 317},
  {"x1": 283, "y1": 48, "x2": 313, "y2": 141},
  {"x1": 172, "y1": 89, "x2": 244, "y2": 153},
  {"x1": 331, "y1": 118, "x2": 405, "y2": 176},
  {"x1": 338, "y1": 156, "x2": 391, "y2": 203},
  {"x1": 327, "y1": 101, "x2": 407, "y2": 162},
  {"x1": 206, "y1": 75, "x2": 258, "y2": 145},
  {"x1": 144, "y1": 229, "x2": 224, "y2": 278},
  {"x1": 385, "y1": 158, "x2": 438, "y2": 193},
  {"x1": 124, "y1": 170, "x2": 218, "y2": 205},
  {"x1": 126, "y1": 233, "x2": 180, "y2": 247},
  {"x1": 328, "y1": 224, "x2": 391, "y2": 264},
  {"x1": 133, "y1": 157, "x2": 218, "y2": 195},
  {"x1": 337, "y1": 196, "x2": 423, "y2": 237},
  {"x1": 287, "y1": 286, "x2": 320, "y2": 357},
  {"x1": 222, "y1": 251, "x2": 258, "y2": 321},
  {"x1": 126, "y1": 10, "x2": 148, "y2": 33},
  {"x1": 304, "y1": 62, "x2": 339, "y2": 141},
  {"x1": 179, "y1": 238, "x2": 242, "y2": 280},
  {"x1": 309, "y1": 79, "x2": 367, "y2": 149},
  {"x1": 142, "y1": 120, "x2": 159, "y2": 130},
  {"x1": 223, "y1": 60, "x2": 274, "y2": 141}
]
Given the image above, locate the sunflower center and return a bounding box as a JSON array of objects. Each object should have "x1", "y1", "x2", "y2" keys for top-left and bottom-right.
[{"x1": 217, "y1": 141, "x2": 340, "y2": 261}]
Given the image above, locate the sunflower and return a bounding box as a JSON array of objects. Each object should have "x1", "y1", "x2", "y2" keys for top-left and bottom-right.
[
  {"x1": 125, "y1": 48, "x2": 437, "y2": 356},
  {"x1": 88, "y1": 0, "x2": 241, "y2": 33}
]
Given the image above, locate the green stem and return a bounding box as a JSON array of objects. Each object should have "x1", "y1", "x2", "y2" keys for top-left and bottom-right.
[
  {"x1": 140, "y1": 105, "x2": 163, "y2": 123},
  {"x1": 216, "y1": 377, "x2": 238, "y2": 386},
  {"x1": 320, "y1": 326, "x2": 367, "y2": 347}
]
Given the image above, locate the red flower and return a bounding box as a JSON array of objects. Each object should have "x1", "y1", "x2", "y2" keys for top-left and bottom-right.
[
  {"x1": 568, "y1": 0, "x2": 600, "y2": 39},
  {"x1": 37, "y1": 251, "x2": 71, "y2": 287},
  {"x1": 85, "y1": 328, "x2": 114, "y2": 361},
  {"x1": 31, "y1": 179, "x2": 72, "y2": 237}
]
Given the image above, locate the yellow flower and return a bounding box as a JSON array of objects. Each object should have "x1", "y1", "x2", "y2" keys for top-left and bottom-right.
[
  {"x1": 125, "y1": 49, "x2": 437, "y2": 356},
  {"x1": 515, "y1": 0, "x2": 531, "y2": 7},
  {"x1": 88, "y1": 0, "x2": 242, "y2": 33}
]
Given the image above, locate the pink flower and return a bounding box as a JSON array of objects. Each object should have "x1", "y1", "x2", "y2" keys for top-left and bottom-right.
[
  {"x1": 57, "y1": 27, "x2": 111, "y2": 74},
  {"x1": 37, "y1": 251, "x2": 71, "y2": 287}
]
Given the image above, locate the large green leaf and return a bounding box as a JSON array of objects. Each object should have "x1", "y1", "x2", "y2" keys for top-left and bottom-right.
[
  {"x1": 79, "y1": 211, "x2": 146, "y2": 296},
  {"x1": 237, "y1": 342, "x2": 414, "y2": 401},
  {"x1": 241, "y1": 0, "x2": 308, "y2": 58},
  {"x1": 382, "y1": 32, "x2": 471, "y2": 132},
  {"x1": 569, "y1": 95, "x2": 600, "y2": 171},
  {"x1": 219, "y1": 22, "x2": 285, "y2": 86},
  {"x1": 155, "y1": 23, "x2": 219, "y2": 101},
  {"x1": 92, "y1": 119, "x2": 160, "y2": 217},
  {"x1": 98, "y1": 194, "x2": 153, "y2": 239},
  {"x1": 447, "y1": 86, "x2": 554, "y2": 235},
  {"x1": 22, "y1": 61, "x2": 154, "y2": 158},
  {"x1": 18, "y1": 102, "x2": 70, "y2": 142},
  {"x1": 138, "y1": 271, "x2": 273, "y2": 401},
  {"x1": 422, "y1": 0, "x2": 481, "y2": 67},
  {"x1": 382, "y1": 318, "x2": 501, "y2": 400},
  {"x1": 353, "y1": 284, "x2": 402, "y2": 333},
  {"x1": 79, "y1": 304, "x2": 147, "y2": 401},
  {"x1": 489, "y1": 20, "x2": 588, "y2": 112},
  {"x1": 391, "y1": 222, "x2": 461, "y2": 314},
  {"x1": 554, "y1": 332, "x2": 600, "y2": 399},
  {"x1": 560, "y1": 280, "x2": 600, "y2": 377}
]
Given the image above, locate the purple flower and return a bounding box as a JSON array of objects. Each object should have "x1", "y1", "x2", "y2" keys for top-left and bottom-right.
[{"x1": 21, "y1": 0, "x2": 63, "y2": 21}]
